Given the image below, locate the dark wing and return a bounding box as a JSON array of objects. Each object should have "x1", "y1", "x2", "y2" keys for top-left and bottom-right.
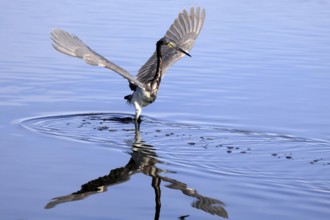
[
  {"x1": 50, "y1": 28, "x2": 144, "y2": 88},
  {"x1": 136, "y1": 7, "x2": 206, "y2": 84}
]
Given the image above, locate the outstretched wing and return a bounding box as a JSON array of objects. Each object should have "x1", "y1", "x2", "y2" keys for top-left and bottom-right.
[
  {"x1": 136, "y1": 7, "x2": 206, "y2": 84},
  {"x1": 50, "y1": 28, "x2": 144, "y2": 88}
]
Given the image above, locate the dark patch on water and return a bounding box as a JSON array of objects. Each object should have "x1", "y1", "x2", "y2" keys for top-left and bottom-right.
[{"x1": 20, "y1": 112, "x2": 330, "y2": 169}]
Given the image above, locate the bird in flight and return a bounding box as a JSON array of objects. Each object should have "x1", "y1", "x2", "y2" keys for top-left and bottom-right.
[{"x1": 50, "y1": 7, "x2": 205, "y2": 130}]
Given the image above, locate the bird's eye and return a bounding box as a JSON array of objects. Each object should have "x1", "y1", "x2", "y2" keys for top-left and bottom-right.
[{"x1": 167, "y1": 42, "x2": 174, "y2": 48}]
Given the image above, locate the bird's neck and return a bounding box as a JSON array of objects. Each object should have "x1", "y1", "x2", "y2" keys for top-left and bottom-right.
[
  {"x1": 156, "y1": 45, "x2": 163, "y2": 76},
  {"x1": 150, "y1": 44, "x2": 163, "y2": 92}
]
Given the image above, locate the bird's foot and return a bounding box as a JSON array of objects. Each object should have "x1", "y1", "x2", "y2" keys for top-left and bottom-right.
[{"x1": 134, "y1": 116, "x2": 142, "y2": 132}]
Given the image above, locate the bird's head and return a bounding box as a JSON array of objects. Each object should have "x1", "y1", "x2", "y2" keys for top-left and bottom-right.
[{"x1": 156, "y1": 37, "x2": 191, "y2": 57}]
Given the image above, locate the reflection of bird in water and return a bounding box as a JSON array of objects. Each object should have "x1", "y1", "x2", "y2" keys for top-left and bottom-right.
[
  {"x1": 50, "y1": 7, "x2": 205, "y2": 129},
  {"x1": 44, "y1": 126, "x2": 228, "y2": 219}
]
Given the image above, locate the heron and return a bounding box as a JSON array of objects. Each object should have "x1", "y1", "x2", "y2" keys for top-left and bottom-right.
[{"x1": 50, "y1": 7, "x2": 205, "y2": 129}]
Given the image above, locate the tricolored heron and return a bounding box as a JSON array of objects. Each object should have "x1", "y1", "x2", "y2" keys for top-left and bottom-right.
[{"x1": 50, "y1": 7, "x2": 205, "y2": 129}]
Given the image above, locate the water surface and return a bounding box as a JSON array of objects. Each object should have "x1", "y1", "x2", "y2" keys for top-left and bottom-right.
[{"x1": 1, "y1": 0, "x2": 330, "y2": 219}]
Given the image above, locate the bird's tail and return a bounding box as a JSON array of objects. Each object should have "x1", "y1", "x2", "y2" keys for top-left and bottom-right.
[{"x1": 124, "y1": 94, "x2": 133, "y2": 103}]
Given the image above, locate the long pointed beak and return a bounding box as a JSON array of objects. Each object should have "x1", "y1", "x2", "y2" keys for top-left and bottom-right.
[
  {"x1": 166, "y1": 41, "x2": 191, "y2": 57},
  {"x1": 175, "y1": 46, "x2": 191, "y2": 57}
]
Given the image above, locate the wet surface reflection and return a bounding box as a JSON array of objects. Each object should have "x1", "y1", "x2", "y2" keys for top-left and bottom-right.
[
  {"x1": 20, "y1": 112, "x2": 330, "y2": 219},
  {"x1": 44, "y1": 117, "x2": 227, "y2": 219}
]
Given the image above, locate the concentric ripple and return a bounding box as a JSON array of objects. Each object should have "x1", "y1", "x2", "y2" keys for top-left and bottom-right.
[
  {"x1": 20, "y1": 112, "x2": 330, "y2": 178},
  {"x1": 19, "y1": 112, "x2": 330, "y2": 212}
]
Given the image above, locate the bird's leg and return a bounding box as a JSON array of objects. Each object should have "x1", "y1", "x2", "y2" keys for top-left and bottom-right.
[
  {"x1": 134, "y1": 116, "x2": 141, "y2": 132},
  {"x1": 133, "y1": 102, "x2": 142, "y2": 132}
]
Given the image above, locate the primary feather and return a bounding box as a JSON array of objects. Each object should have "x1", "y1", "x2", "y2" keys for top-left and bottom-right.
[
  {"x1": 136, "y1": 7, "x2": 206, "y2": 84},
  {"x1": 50, "y1": 28, "x2": 144, "y2": 88}
]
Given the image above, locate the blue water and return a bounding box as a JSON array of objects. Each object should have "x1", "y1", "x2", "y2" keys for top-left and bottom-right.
[{"x1": 1, "y1": 0, "x2": 330, "y2": 219}]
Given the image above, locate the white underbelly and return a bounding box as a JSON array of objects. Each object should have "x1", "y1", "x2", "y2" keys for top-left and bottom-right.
[{"x1": 131, "y1": 87, "x2": 155, "y2": 107}]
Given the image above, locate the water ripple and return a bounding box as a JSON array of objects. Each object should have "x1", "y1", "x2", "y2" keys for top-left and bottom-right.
[{"x1": 20, "y1": 112, "x2": 330, "y2": 184}]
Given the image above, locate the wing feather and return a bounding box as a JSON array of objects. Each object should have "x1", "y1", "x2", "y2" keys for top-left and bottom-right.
[
  {"x1": 136, "y1": 7, "x2": 206, "y2": 84},
  {"x1": 50, "y1": 28, "x2": 144, "y2": 88}
]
